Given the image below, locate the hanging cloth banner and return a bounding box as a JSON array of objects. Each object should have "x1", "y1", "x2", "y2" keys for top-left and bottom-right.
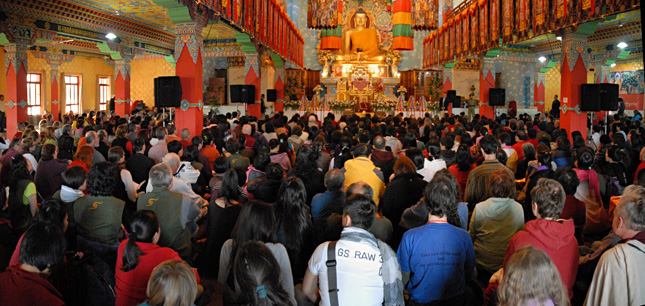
[
  {"x1": 518, "y1": 0, "x2": 528, "y2": 38},
  {"x1": 479, "y1": 0, "x2": 487, "y2": 48},
  {"x1": 502, "y1": 0, "x2": 513, "y2": 44},
  {"x1": 470, "y1": 4, "x2": 478, "y2": 53},
  {"x1": 489, "y1": 0, "x2": 499, "y2": 48},
  {"x1": 462, "y1": 10, "x2": 469, "y2": 56},
  {"x1": 448, "y1": 19, "x2": 454, "y2": 62},
  {"x1": 455, "y1": 15, "x2": 461, "y2": 57},
  {"x1": 392, "y1": 0, "x2": 414, "y2": 50},
  {"x1": 533, "y1": 0, "x2": 546, "y2": 35}
]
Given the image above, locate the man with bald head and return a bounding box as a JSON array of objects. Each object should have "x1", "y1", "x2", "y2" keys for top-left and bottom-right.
[
  {"x1": 585, "y1": 191, "x2": 645, "y2": 305},
  {"x1": 145, "y1": 153, "x2": 208, "y2": 232},
  {"x1": 370, "y1": 135, "x2": 396, "y2": 184},
  {"x1": 85, "y1": 131, "x2": 106, "y2": 164}
]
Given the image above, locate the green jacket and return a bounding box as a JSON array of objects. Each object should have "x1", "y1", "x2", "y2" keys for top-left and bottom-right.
[
  {"x1": 74, "y1": 195, "x2": 124, "y2": 245},
  {"x1": 137, "y1": 187, "x2": 193, "y2": 259}
]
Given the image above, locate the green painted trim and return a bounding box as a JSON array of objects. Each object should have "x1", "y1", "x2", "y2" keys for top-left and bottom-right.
[
  {"x1": 444, "y1": 62, "x2": 455, "y2": 68},
  {"x1": 96, "y1": 41, "x2": 112, "y2": 53},
  {"x1": 575, "y1": 21, "x2": 598, "y2": 36},
  {"x1": 605, "y1": 58, "x2": 616, "y2": 66},
  {"x1": 151, "y1": 0, "x2": 193, "y2": 24},
  {"x1": 485, "y1": 49, "x2": 501, "y2": 57},
  {"x1": 110, "y1": 52, "x2": 122, "y2": 60},
  {"x1": 539, "y1": 67, "x2": 550, "y2": 73},
  {"x1": 271, "y1": 52, "x2": 284, "y2": 67},
  {"x1": 617, "y1": 50, "x2": 630, "y2": 59},
  {"x1": 164, "y1": 55, "x2": 175, "y2": 63},
  {"x1": 235, "y1": 32, "x2": 257, "y2": 53},
  {"x1": 0, "y1": 33, "x2": 8, "y2": 46}
]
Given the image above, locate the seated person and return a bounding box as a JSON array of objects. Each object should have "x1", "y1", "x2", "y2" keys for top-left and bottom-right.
[
  {"x1": 137, "y1": 164, "x2": 201, "y2": 259},
  {"x1": 115, "y1": 211, "x2": 201, "y2": 306},
  {"x1": 246, "y1": 162, "x2": 284, "y2": 203},
  {"x1": 143, "y1": 260, "x2": 199, "y2": 306},
  {"x1": 0, "y1": 222, "x2": 66, "y2": 305},
  {"x1": 585, "y1": 194, "x2": 645, "y2": 305},
  {"x1": 74, "y1": 162, "x2": 125, "y2": 246},
  {"x1": 397, "y1": 175, "x2": 475, "y2": 305},
  {"x1": 504, "y1": 178, "x2": 578, "y2": 298},
  {"x1": 302, "y1": 194, "x2": 403, "y2": 305}
]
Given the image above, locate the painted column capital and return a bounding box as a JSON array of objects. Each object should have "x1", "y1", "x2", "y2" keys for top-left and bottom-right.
[
  {"x1": 561, "y1": 31, "x2": 591, "y2": 72},
  {"x1": 174, "y1": 22, "x2": 204, "y2": 64},
  {"x1": 4, "y1": 44, "x2": 29, "y2": 75},
  {"x1": 480, "y1": 56, "x2": 496, "y2": 80},
  {"x1": 114, "y1": 58, "x2": 132, "y2": 81}
]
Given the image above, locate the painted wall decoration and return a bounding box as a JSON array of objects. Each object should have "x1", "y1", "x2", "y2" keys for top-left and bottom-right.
[
  {"x1": 495, "y1": 60, "x2": 535, "y2": 106},
  {"x1": 609, "y1": 69, "x2": 644, "y2": 110},
  {"x1": 131, "y1": 57, "x2": 175, "y2": 107}
]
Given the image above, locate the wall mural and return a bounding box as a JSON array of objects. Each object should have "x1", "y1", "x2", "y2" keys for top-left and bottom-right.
[{"x1": 609, "y1": 69, "x2": 645, "y2": 110}]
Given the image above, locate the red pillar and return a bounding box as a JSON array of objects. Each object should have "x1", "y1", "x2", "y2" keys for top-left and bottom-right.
[
  {"x1": 245, "y1": 53, "x2": 261, "y2": 118},
  {"x1": 5, "y1": 44, "x2": 29, "y2": 138},
  {"x1": 50, "y1": 65, "x2": 60, "y2": 120},
  {"x1": 174, "y1": 23, "x2": 204, "y2": 136},
  {"x1": 560, "y1": 33, "x2": 590, "y2": 140},
  {"x1": 479, "y1": 57, "x2": 495, "y2": 119},
  {"x1": 114, "y1": 59, "x2": 131, "y2": 116},
  {"x1": 535, "y1": 71, "x2": 546, "y2": 113},
  {"x1": 274, "y1": 66, "x2": 285, "y2": 113}
]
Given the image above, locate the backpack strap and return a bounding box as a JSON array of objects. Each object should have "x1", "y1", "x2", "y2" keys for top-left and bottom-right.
[{"x1": 326, "y1": 241, "x2": 339, "y2": 306}]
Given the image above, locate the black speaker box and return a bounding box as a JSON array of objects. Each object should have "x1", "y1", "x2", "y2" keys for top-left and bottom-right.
[
  {"x1": 230, "y1": 85, "x2": 256, "y2": 104},
  {"x1": 580, "y1": 84, "x2": 601, "y2": 111},
  {"x1": 446, "y1": 90, "x2": 457, "y2": 104},
  {"x1": 154, "y1": 76, "x2": 182, "y2": 108},
  {"x1": 266, "y1": 89, "x2": 277, "y2": 102},
  {"x1": 489, "y1": 88, "x2": 506, "y2": 106},
  {"x1": 600, "y1": 83, "x2": 619, "y2": 111}
]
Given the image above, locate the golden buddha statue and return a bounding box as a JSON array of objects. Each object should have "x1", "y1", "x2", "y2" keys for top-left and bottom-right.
[{"x1": 341, "y1": 8, "x2": 383, "y2": 62}]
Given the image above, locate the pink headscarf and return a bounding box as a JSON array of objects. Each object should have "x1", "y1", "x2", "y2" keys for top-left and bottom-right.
[{"x1": 576, "y1": 169, "x2": 602, "y2": 207}]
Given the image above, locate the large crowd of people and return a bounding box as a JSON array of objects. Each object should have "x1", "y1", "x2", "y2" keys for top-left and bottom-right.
[{"x1": 0, "y1": 107, "x2": 643, "y2": 306}]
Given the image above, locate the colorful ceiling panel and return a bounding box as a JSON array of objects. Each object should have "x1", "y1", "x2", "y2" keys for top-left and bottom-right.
[
  {"x1": 202, "y1": 22, "x2": 238, "y2": 40},
  {"x1": 71, "y1": 0, "x2": 172, "y2": 30}
]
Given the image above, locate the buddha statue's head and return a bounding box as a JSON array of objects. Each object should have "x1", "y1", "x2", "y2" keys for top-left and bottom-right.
[{"x1": 352, "y1": 9, "x2": 370, "y2": 29}]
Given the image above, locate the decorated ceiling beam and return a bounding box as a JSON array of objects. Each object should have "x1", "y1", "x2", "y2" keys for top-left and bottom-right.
[
  {"x1": 0, "y1": 0, "x2": 176, "y2": 49},
  {"x1": 200, "y1": 0, "x2": 304, "y2": 68},
  {"x1": 423, "y1": 0, "x2": 640, "y2": 68}
]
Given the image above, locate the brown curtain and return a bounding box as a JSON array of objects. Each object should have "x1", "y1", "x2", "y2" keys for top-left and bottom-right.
[{"x1": 304, "y1": 69, "x2": 320, "y2": 99}]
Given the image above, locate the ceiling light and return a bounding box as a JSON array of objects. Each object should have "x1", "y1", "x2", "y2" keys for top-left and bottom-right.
[
  {"x1": 611, "y1": 63, "x2": 616, "y2": 67},
  {"x1": 106, "y1": 32, "x2": 117, "y2": 40},
  {"x1": 538, "y1": 56, "x2": 547, "y2": 62},
  {"x1": 617, "y1": 42, "x2": 628, "y2": 49},
  {"x1": 556, "y1": 36, "x2": 562, "y2": 41}
]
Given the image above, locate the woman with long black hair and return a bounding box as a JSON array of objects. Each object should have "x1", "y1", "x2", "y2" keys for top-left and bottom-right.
[
  {"x1": 289, "y1": 145, "x2": 325, "y2": 205},
  {"x1": 273, "y1": 177, "x2": 315, "y2": 283},
  {"x1": 115, "y1": 210, "x2": 200, "y2": 306},
  {"x1": 218, "y1": 200, "x2": 295, "y2": 305},
  {"x1": 7, "y1": 154, "x2": 38, "y2": 235},
  {"x1": 198, "y1": 168, "x2": 245, "y2": 277}
]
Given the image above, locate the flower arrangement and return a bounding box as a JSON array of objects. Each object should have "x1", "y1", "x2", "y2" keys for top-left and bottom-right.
[
  {"x1": 372, "y1": 78, "x2": 385, "y2": 93},
  {"x1": 427, "y1": 100, "x2": 440, "y2": 112},
  {"x1": 373, "y1": 100, "x2": 397, "y2": 111},
  {"x1": 205, "y1": 91, "x2": 220, "y2": 105},
  {"x1": 328, "y1": 100, "x2": 353, "y2": 110},
  {"x1": 425, "y1": 77, "x2": 442, "y2": 102},
  {"x1": 285, "y1": 76, "x2": 304, "y2": 100},
  {"x1": 284, "y1": 100, "x2": 301, "y2": 109},
  {"x1": 385, "y1": 49, "x2": 402, "y2": 64},
  {"x1": 317, "y1": 51, "x2": 335, "y2": 65}
]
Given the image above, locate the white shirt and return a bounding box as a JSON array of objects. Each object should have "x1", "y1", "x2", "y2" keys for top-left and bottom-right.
[
  {"x1": 24, "y1": 153, "x2": 38, "y2": 172},
  {"x1": 419, "y1": 158, "x2": 447, "y2": 182},
  {"x1": 592, "y1": 132, "x2": 601, "y2": 149},
  {"x1": 308, "y1": 227, "x2": 383, "y2": 306}
]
